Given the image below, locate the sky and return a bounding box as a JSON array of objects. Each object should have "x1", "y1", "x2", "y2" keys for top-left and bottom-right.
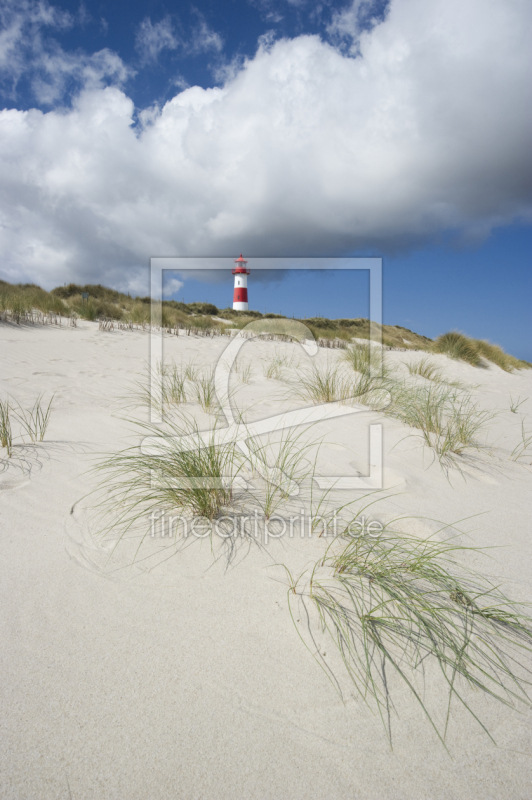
[{"x1": 0, "y1": 0, "x2": 531, "y2": 358}]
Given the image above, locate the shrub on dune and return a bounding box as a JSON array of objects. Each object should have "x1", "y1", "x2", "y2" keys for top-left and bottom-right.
[
  {"x1": 127, "y1": 303, "x2": 150, "y2": 325},
  {"x1": 433, "y1": 331, "x2": 528, "y2": 371},
  {"x1": 432, "y1": 332, "x2": 482, "y2": 367},
  {"x1": 475, "y1": 340, "x2": 522, "y2": 372}
]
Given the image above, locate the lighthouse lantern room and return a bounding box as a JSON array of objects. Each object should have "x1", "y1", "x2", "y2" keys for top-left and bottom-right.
[{"x1": 232, "y1": 254, "x2": 250, "y2": 311}]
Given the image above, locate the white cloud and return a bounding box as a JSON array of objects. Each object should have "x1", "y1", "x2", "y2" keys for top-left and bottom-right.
[
  {"x1": 134, "y1": 13, "x2": 222, "y2": 68},
  {"x1": 30, "y1": 46, "x2": 129, "y2": 104},
  {"x1": 249, "y1": 0, "x2": 307, "y2": 23},
  {"x1": 248, "y1": 1, "x2": 284, "y2": 24},
  {"x1": 189, "y1": 15, "x2": 223, "y2": 55},
  {"x1": 0, "y1": 0, "x2": 130, "y2": 104},
  {"x1": 0, "y1": 0, "x2": 531, "y2": 293},
  {"x1": 328, "y1": 0, "x2": 389, "y2": 49},
  {"x1": 163, "y1": 277, "x2": 184, "y2": 298},
  {"x1": 0, "y1": 0, "x2": 72, "y2": 80},
  {"x1": 135, "y1": 16, "x2": 179, "y2": 63}
]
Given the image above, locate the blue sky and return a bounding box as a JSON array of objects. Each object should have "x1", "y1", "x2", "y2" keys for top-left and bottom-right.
[{"x1": 0, "y1": 0, "x2": 531, "y2": 359}]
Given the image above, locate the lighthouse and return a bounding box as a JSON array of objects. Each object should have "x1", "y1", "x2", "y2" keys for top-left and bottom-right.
[{"x1": 232, "y1": 254, "x2": 250, "y2": 311}]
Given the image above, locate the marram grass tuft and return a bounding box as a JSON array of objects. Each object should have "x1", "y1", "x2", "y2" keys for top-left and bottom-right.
[{"x1": 288, "y1": 524, "x2": 532, "y2": 749}]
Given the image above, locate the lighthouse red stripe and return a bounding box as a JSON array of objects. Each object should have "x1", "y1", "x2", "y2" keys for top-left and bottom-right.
[{"x1": 233, "y1": 288, "x2": 248, "y2": 302}]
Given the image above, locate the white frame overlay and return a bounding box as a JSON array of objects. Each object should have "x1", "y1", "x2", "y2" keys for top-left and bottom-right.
[{"x1": 143, "y1": 257, "x2": 383, "y2": 490}]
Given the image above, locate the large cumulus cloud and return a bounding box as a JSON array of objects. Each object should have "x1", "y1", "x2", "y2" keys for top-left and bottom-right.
[{"x1": 0, "y1": 0, "x2": 531, "y2": 292}]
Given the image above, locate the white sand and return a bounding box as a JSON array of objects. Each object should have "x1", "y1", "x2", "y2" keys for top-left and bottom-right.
[{"x1": 1, "y1": 320, "x2": 531, "y2": 799}]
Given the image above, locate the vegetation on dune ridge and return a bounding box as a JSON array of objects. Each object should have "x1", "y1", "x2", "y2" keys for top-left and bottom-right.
[
  {"x1": 0, "y1": 278, "x2": 528, "y2": 367},
  {"x1": 433, "y1": 331, "x2": 530, "y2": 371}
]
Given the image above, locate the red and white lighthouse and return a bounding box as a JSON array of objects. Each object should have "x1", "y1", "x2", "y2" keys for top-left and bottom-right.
[{"x1": 232, "y1": 254, "x2": 250, "y2": 311}]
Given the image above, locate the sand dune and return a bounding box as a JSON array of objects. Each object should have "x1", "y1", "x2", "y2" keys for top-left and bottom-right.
[{"x1": 1, "y1": 319, "x2": 531, "y2": 799}]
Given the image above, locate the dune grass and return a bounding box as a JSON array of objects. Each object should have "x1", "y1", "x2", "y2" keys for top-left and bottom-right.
[
  {"x1": 288, "y1": 363, "x2": 354, "y2": 405},
  {"x1": 288, "y1": 525, "x2": 532, "y2": 748},
  {"x1": 129, "y1": 360, "x2": 219, "y2": 416},
  {"x1": 509, "y1": 395, "x2": 526, "y2": 414},
  {"x1": 1, "y1": 395, "x2": 54, "y2": 456},
  {"x1": 192, "y1": 371, "x2": 218, "y2": 413},
  {"x1": 12, "y1": 395, "x2": 54, "y2": 443},
  {"x1": 164, "y1": 366, "x2": 187, "y2": 405},
  {"x1": 0, "y1": 399, "x2": 12, "y2": 457},
  {"x1": 431, "y1": 401, "x2": 491, "y2": 463},
  {"x1": 0, "y1": 279, "x2": 224, "y2": 328},
  {"x1": 283, "y1": 353, "x2": 489, "y2": 467},
  {"x1": 509, "y1": 419, "x2": 532, "y2": 462},
  {"x1": 475, "y1": 340, "x2": 524, "y2": 372},
  {"x1": 91, "y1": 408, "x2": 323, "y2": 550},
  {"x1": 127, "y1": 303, "x2": 151, "y2": 326},
  {"x1": 336, "y1": 350, "x2": 489, "y2": 464},
  {"x1": 296, "y1": 317, "x2": 432, "y2": 350},
  {"x1": 0, "y1": 284, "x2": 68, "y2": 319},
  {"x1": 244, "y1": 426, "x2": 317, "y2": 520},
  {"x1": 296, "y1": 364, "x2": 346, "y2": 404},
  {"x1": 92, "y1": 364, "x2": 326, "y2": 546},
  {"x1": 386, "y1": 381, "x2": 491, "y2": 466},
  {"x1": 340, "y1": 343, "x2": 395, "y2": 404},
  {"x1": 0, "y1": 291, "x2": 30, "y2": 317},
  {"x1": 240, "y1": 364, "x2": 253, "y2": 384},
  {"x1": 80, "y1": 301, "x2": 98, "y2": 321},
  {"x1": 264, "y1": 359, "x2": 281, "y2": 380},
  {"x1": 341, "y1": 343, "x2": 383, "y2": 374},
  {"x1": 433, "y1": 331, "x2": 529, "y2": 372},
  {"x1": 264, "y1": 353, "x2": 293, "y2": 380},
  {"x1": 182, "y1": 360, "x2": 199, "y2": 381},
  {"x1": 405, "y1": 357, "x2": 443, "y2": 382},
  {"x1": 234, "y1": 359, "x2": 253, "y2": 384},
  {"x1": 433, "y1": 332, "x2": 483, "y2": 367},
  {"x1": 287, "y1": 360, "x2": 391, "y2": 410},
  {"x1": 93, "y1": 414, "x2": 241, "y2": 550}
]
